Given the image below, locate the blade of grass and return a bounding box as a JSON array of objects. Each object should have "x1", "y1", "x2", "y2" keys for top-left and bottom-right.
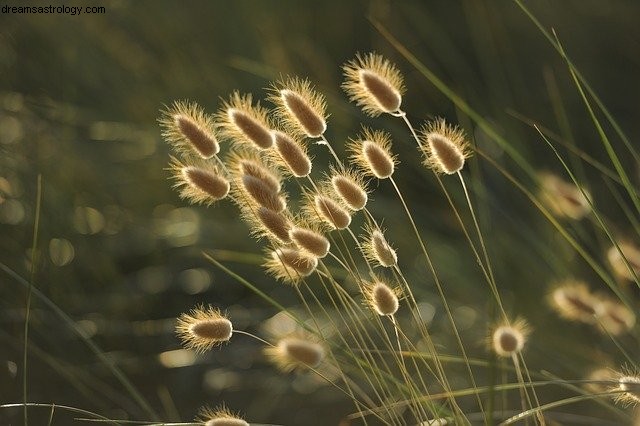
[
  {"x1": 0, "y1": 262, "x2": 158, "y2": 421},
  {"x1": 23, "y1": 174, "x2": 42, "y2": 426}
]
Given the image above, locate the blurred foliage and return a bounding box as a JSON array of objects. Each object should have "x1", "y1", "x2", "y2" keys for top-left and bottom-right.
[{"x1": 1, "y1": 0, "x2": 640, "y2": 424}]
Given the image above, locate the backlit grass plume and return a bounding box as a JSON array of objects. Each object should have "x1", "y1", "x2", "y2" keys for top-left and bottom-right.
[
  {"x1": 269, "y1": 76, "x2": 327, "y2": 138},
  {"x1": 342, "y1": 52, "x2": 405, "y2": 116},
  {"x1": 176, "y1": 306, "x2": 233, "y2": 353},
  {"x1": 197, "y1": 405, "x2": 249, "y2": 426},
  {"x1": 160, "y1": 100, "x2": 220, "y2": 158},
  {"x1": 419, "y1": 118, "x2": 471, "y2": 175},
  {"x1": 217, "y1": 91, "x2": 274, "y2": 150}
]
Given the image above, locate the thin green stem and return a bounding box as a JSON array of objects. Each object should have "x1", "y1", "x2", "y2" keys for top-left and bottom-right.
[{"x1": 24, "y1": 174, "x2": 42, "y2": 426}]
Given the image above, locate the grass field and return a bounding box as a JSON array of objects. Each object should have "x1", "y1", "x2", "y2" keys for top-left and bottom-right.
[{"x1": 2, "y1": 1, "x2": 640, "y2": 425}]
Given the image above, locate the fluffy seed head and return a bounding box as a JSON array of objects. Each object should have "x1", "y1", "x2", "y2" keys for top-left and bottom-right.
[
  {"x1": 363, "y1": 227, "x2": 397, "y2": 267},
  {"x1": 311, "y1": 194, "x2": 352, "y2": 230},
  {"x1": 257, "y1": 207, "x2": 291, "y2": 243},
  {"x1": 548, "y1": 280, "x2": 602, "y2": 324},
  {"x1": 240, "y1": 174, "x2": 286, "y2": 212},
  {"x1": 598, "y1": 300, "x2": 636, "y2": 336},
  {"x1": 342, "y1": 52, "x2": 405, "y2": 116},
  {"x1": 265, "y1": 336, "x2": 325, "y2": 372},
  {"x1": 227, "y1": 151, "x2": 282, "y2": 194},
  {"x1": 217, "y1": 91, "x2": 274, "y2": 150},
  {"x1": 420, "y1": 118, "x2": 471, "y2": 175},
  {"x1": 365, "y1": 281, "x2": 401, "y2": 316},
  {"x1": 241, "y1": 205, "x2": 292, "y2": 244},
  {"x1": 491, "y1": 319, "x2": 529, "y2": 358},
  {"x1": 607, "y1": 242, "x2": 640, "y2": 282},
  {"x1": 349, "y1": 128, "x2": 396, "y2": 179},
  {"x1": 266, "y1": 247, "x2": 318, "y2": 283},
  {"x1": 269, "y1": 77, "x2": 327, "y2": 138},
  {"x1": 290, "y1": 225, "x2": 330, "y2": 258},
  {"x1": 197, "y1": 406, "x2": 249, "y2": 426},
  {"x1": 330, "y1": 168, "x2": 368, "y2": 211},
  {"x1": 176, "y1": 306, "x2": 232, "y2": 353},
  {"x1": 271, "y1": 130, "x2": 312, "y2": 177},
  {"x1": 614, "y1": 374, "x2": 640, "y2": 407},
  {"x1": 159, "y1": 101, "x2": 219, "y2": 158},
  {"x1": 539, "y1": 172, "x2": 591, "y2": 220},
  {"x1": 169, "y1": 157, "x2": 230, "y2": 206}
]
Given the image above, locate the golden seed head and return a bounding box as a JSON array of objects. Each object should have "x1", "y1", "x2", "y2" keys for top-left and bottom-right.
[
  {"x1": 420, "y1": 118, "x2": 470, "y2": 175},
  {"x1": 330, "y1": 169, "x2": 368, "y2": 211},
  {"x1": 265, "y1": 336, "x2": 325, "y2": 372},
  {"x1": 607, "y1": 242, "x2": 640, "y2": 282},
  {"x1": 349, "y1": 128, "x2": 396, "y2": 179},
  {"x1": 365, "y1": 281, "x2": 400, "y2": 316},
  {"x1": 240, "y1": 174, "x2": 287, "y2": 212},
  {"x1": 176, "y1": 306, "x2": 232, "y2": 353},
  {"x1": 539, "y1": 172, "x2": 591, "y2": 220},
  {"x1": 228, "y1": 152, "x2": 282, "y2": 194},
  {"x1": 312, "y1": 195, "x2": 352, "y2": 230},
  {"x1": 169, "y1": 157, "x2": 230, "y2": 206},
  {"x1": 266, "y1": 247, "x2": 318, "y2": 283},
  {"x1": 614, "y1": 375, "x2": 640, "y2": 407},
  {"x1": 271, "y1": 130, "x2": 312, "y2": 177},
  {"x1": 289, "y1": 225, "x2": 330, "y2": 258},
  {"x1": 363, "y1": 227, "x2": 397, "y2": 267},
  {"x1": 548, "y1": 280, "x2": 602, "y2": 324},
  {"x1": 217, "y1": 91, "x2": 274, "y2": 150},
  {"x1": 269, "y1": 77, "x2": 327, "y2": 138},
  {"x1": 342, "y1": 52, "x2": 405, "y2": 116},
  {"x1": 159, "y1": 101, "x2": 220, "y2": 158},
  {"x1": 197, "y1": 406, "x2": 249, "y2": 426},
  {"x1": 598, "y1": 300, "x2": 636, "y2": 336},
  {"x1": 241, "y1": 204, "x2": 292, "y2": 244},
  {"x1": 491, "y1": 319, "x2": 529, "y2": 358},
  {"x1": 256, "y1": 206, "x2": 292, "y2": 243}
]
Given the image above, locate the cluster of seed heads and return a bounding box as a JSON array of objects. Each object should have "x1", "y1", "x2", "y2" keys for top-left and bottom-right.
[{"x1": 158, "y1": 51, "x2": 637, "y2": 423}]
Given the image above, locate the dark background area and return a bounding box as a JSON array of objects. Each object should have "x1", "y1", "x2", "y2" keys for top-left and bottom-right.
[{"x1": 1, "y1": 1, "x2": 639, "y2": 424}]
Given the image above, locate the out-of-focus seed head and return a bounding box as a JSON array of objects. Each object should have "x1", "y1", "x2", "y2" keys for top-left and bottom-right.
[
  {"x1": 159, "y1": 101, "x2": 220, "y2": 158},
  {"x1": 342, "y1": 52, "x2": 405, "y2": 116},
  {"x1": 607, "y1": 241, "x2": 640, "y2": 282},
  {"x1": 597, "y1": 299, "x2": 636, "y2": 336},
  {"x1": 265, "y1": 335, "x2": 325, "y2": 372},
  {"x1": 539, "y1": 172, "x2": 592, "y2": 220},
  {"x1": 491, "y1": 319, "x2": 530, "y2": 358},
  {"x1": 548, "y1": 280, "x2": 602, "y2": 324}
]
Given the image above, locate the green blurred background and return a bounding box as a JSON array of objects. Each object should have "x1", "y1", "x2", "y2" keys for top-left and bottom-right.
[{"x1": 1, "y1": 0, "x2": 639, "y2": 424}]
